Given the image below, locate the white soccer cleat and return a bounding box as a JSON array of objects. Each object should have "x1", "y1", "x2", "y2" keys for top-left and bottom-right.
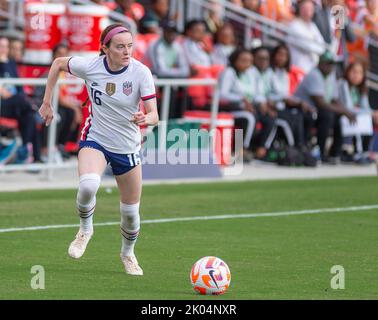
[
  {"x1": 120, "y1": 254, "x2": 143, "y2": 276},
  {"x1": 68, "y1": 229, "x2": 93, "y2": 259}
]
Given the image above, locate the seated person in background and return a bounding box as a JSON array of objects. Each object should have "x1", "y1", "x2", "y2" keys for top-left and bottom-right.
[
  {"x1": 338, "y1": 61, "x2": 375, "y2": 164},
  {"x1": 270, "y1": 43, "x2": 315, "y2": 151},
  {"x1": 182, "y1": 19, "x2": 213, "y2": 69},
  {"x1": 294, "y1": 51, "x2": 356, "y2": 164},
  {"x1": 147, "y1": 20, "x2": 190, "y2": 78},
  {"x1": 219, "y1": 48, "x2": 257, "y2": 162},
  {"x1": 8, "y1": 37, "x2": 24, "y2": 64},
  {"x1": 250, "y1": 46, "x2": 278, "y2": 159},
  {"x1": 113, "y1": 0, "x2": 145, "y2": 23},
  {"x1": 211, "y1": 23, "x2": 237, "y2": 67},
  {"x1": 53, "y1": 44, "x2": 83, "y2": 159},
  {"x1": 0, "y1": 36, "x2": 40, "y2": 164},
  {"x1": 33, "y1": 43, "x2": 83, "y2": 160},
  {"x1": 139, "y1": 0, "x2": 170, "y2": 34},
  {"x1": 287, "y1": 0, "x2": 325, "y2": 74},
  {"x1": 146, "y1": 20, "x2": 190, "y2": 118},
  {"x1": 182, "y1": 19, "x2": 216, "y2": 108}
]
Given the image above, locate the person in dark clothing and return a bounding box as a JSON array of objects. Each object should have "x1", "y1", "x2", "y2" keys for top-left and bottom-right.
[
  {"x1": 294, "y1": 51, "x2": 356, "y2": 163},
  {"x1": 139, "y1": 0, "x2": 170, "y2": 34},
  {"x1": 313, "y1": 0, "x2": 355, "y2": 76},
  {"x1": 0, "y1": 36, "x2": 40, "y2": 163}
]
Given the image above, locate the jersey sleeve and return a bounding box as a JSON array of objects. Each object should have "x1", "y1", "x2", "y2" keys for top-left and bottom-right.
[
  {"x1": 67, "y1": 56, "x2": 90, "y2": 79},
  {"x1": 140, "y1": 66, "x2": 156, "y2": 101}
]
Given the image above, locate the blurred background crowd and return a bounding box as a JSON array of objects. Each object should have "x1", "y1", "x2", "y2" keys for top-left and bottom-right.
[{"x1": 0, "y1": 0, "x2": 377, "y2": 168}]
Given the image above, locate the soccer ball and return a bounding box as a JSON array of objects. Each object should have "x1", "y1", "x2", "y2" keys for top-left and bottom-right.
[{"x1": 190, "y1": 256, "x2": 231, "y2": 295}]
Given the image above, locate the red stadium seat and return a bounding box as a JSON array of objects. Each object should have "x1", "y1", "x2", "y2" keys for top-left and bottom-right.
[
  {"x1": 134, "y1": 33, "x2": 160, "y2": 61},
  {"x1": 187, "y1": 65, "x2": 225, "y2": 109},
  {"x1": 0, "y1": 117, "x2": 18, "y2": 130}
]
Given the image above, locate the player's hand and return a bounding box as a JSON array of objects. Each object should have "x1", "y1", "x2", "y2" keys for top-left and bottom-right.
[
  {"x1": 131, "y1": 111, "x2": 147, "y2": 126},
  {"x1": 39, "y1": 102, "x2": 54, "y2": 126}
]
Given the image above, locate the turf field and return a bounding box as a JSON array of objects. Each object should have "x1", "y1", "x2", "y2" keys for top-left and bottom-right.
[{"x1": 0, "y1": 176, "x2": 377, "y2": 300}]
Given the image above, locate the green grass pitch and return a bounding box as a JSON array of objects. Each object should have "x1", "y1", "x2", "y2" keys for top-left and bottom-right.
[{"x1": 0, "y1": 176, "x2": 377, "y2": 299}]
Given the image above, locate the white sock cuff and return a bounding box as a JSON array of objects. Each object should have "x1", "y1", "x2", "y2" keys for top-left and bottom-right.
[
  {"x1": 120, "y1": 202, "x2": 140, "y2": 213},
  {"x1": 79, "y1": 173, "x2": 101, "y2": 183}
]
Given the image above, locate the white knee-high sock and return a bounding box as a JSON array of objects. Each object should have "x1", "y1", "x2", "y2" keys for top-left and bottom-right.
[
  {"x1": 76, "y1": 173, "x2": 101, "y2": 234},
  {"x1": 120, "y1": 202, "x2": 140, "y2": 257}
]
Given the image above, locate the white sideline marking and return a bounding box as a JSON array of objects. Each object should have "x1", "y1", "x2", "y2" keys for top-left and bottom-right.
[{"x1": 0, "y1": 204, "x2": 377, "y2": 234}]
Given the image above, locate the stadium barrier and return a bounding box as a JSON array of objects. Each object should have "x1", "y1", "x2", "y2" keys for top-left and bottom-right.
[{"x1": 0, "y1": 77, "x2": 219, "y2": 179}]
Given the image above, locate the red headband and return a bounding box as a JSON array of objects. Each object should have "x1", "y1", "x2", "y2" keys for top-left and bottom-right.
[{"x1": 102, "y1": 26, "x2": 129, "y2": 46}]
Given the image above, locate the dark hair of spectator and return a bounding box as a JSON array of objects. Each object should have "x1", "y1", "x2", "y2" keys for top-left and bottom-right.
[
  {"x1": 52, "y1": 43, "x2": 68, "y2": 58},
  {"x1": 293, "y1": 0, "x2": 314, "y2": 16},
  {"x1": 271, "y1": 43, "x2": 291, "y2": 72},
  {"x1": 99, "y1": 23, "x2": 131, "y2": 56},
  {"x1": 213, "y1": 22, "x2": 235, "y2": 45},
  {"x1": 229, "y1": 47, "x2": 252, "y2": 76},
  {"x1": 184, "y1": 19, "x2": 206, "y2": 35},
  {"x1": 251, "y1": 45, "x2": 269, "y2": 56},
  {"x1": 344, "y1": 61, "x2": 368, "y2": 95}
]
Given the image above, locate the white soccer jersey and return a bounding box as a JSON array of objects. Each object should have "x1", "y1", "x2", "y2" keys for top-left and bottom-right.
[{"x1": 68, "y1": 55, "x2": 156, "y2": 154}]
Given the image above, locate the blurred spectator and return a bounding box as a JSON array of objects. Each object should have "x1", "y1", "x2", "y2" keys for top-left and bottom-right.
[
  {"x1": 139, "y1": 0, "x2": 170, "y2": 34},
  {"x1": 288, "y1": 0, "x2": 325, "y2": 73},
  {"x1": 0, "y1": 36, "x2": 40, "y2": 164},
  {"x1": 294, "y1": 51, "x2": 356, "y2": 163},
  {"x1": 146, "y1": 20, "x2": 190, "y2": 118},
  {"x1": 313, "y1": 0, "x2": 355, "y2": 75},
  {"x1": 229, "y1": 0, "x2": 244, "y2": 6},
  {"x1": 351, "y1": 0, "x2": 378, "y2": 62},
  {"x1": 53, "y1": 44, "x2": 82, "y2": 159},
  {"x1": 211, "y1": 23, "x2": 237, "y2": 67},
  {"x1": 219, "y1": 48, "x2": 256, "y2": 162},
  {"x1": 182, "y1": 19, "x2": 217, "y2": 109},
  {"x1": 204, "y1": 0, "x2": 224, "y2": 34},
  {"x1": 243, "y1": 0, "x2": 262, "y2": 12},
  {"x1": 113, "y1": 0, "x2": 145, "y2": 23},
  {"x1": 250, "y1": 46, "x2": 277, "y2": 159},
  {"x1": 182, "y1": 19, "x2": 213, "y2": 68},
  {"x1": 356, "y1": 0, "x2": 378, "y2": 36},
  {"x1": 32, "y1": 44, "x2": 83, "y2": 160},
  {"x1": 270, "y1": 43, "x2": 314, "y2": 150},
  {"x1": 260, "y1": 0, "x2": 295, "y2": 22},
  {"x1": 225, "y1": 0, "x2": 262, "y2": 47},
  {"x1": 338, "y1": 61, "x2": 375, "y2": 163},
  {"x1": 147, "y1": 20, "x2": 190, "y2": 78},
  {"x1": 8, "y1": 38, "x2": 24, "y2": 64}
]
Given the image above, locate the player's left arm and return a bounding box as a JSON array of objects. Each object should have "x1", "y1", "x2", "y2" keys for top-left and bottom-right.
[{"x1": 132, "y1": 98, "x2": 159, "y2": 126}]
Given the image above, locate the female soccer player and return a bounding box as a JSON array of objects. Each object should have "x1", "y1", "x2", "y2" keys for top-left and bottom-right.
[{"x1": 39, "y1": 24, "x2": 159, "y2": 276}]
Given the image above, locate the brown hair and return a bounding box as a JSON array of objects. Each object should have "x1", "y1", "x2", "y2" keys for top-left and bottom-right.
[
  {"x1": 99, "y1": 23, "x2": 131, "y2": 56},
  {"x1": 344, "y1": 61, "x2": 368, "y2": 95}
]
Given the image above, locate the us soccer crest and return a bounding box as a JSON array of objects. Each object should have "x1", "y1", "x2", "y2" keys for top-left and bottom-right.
[
  {"x1": 123, "y1": 81, "x2": 132, "y2": 96},
  {"x1": 106, "y1": 83, "x2": 116, "y2": 96}
]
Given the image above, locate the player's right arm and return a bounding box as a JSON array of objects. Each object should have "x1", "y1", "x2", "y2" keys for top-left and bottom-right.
[{"x1": 39, "y1": 57, "x2": 71, "y2": 126}]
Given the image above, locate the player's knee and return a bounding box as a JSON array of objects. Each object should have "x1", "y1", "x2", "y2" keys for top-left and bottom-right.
[
  {"x1": 120, "y1": 202, "x2": 140, "y2": 229},
  {"x1": 77, "y1": 173, "x2": 101, "y2": 204}
]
